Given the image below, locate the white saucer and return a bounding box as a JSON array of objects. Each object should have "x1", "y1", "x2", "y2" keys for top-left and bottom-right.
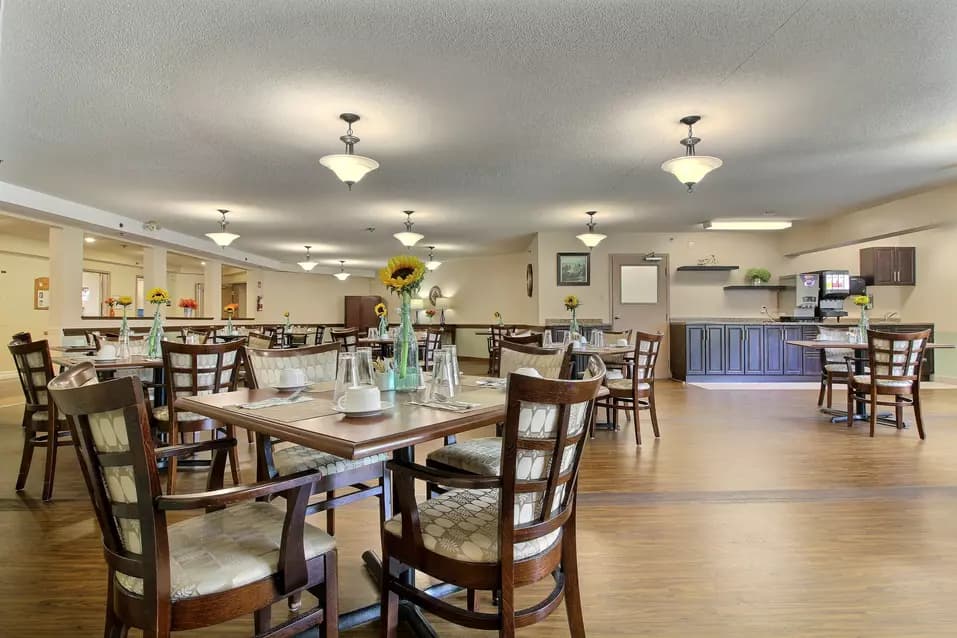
[
  {"x1": 273, "y1": 384, "x2": 309, "y2": 392},
  {"x1": 335, "y1": 400, "x2": 394, "y2": 418}
]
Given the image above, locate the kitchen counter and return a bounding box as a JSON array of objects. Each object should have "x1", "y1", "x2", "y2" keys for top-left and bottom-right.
[{"x1": 670, "y1": 317, "x2": 902, "y2": 326}]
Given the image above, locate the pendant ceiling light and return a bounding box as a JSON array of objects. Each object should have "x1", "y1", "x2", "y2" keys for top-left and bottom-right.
[
  {"x1": 661, "y1": 115, "x2": 723, "y2": 192},
  {"x1": 319, "y1": 113, "x2": 379, "y2": 190},
  {"x1": 425, "y1": 245, "x2": 442, "y2": 271},
  {"x1": 576, "y1": 211, "x2": 607, "y2": 249},
  {"x1": 333, "y1": 260, "x2": 350, "y2": 281},
  {"x1": 297, "y1": 245, "x2": 318, "y2": 271},
  {"x1": 393, "y1": 210, "x2": 424, "y2": 247},
  {"x1": 205, "y1": 209, "x2": 240, "y2": 247}
]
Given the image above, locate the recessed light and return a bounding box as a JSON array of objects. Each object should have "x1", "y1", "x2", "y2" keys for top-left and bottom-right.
[
  {"x1": 200, "y1": 261, "x2": 206, "y2": 266},
  {"x1": 703, "y1": 220, "x2": 792, "y2": 231},
  {"x1": 84, "y1": 237, "x2": 96, "y2": 243}
]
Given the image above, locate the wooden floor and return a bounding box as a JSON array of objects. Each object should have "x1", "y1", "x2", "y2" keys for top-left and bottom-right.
[{"x1": 3, "y1": 367, "x2": 957, "y2": 637}]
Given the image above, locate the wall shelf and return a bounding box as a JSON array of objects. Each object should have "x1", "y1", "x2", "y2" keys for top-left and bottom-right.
[
  {"x1": 676, "y1": 265, "x2": 740, "y2": 272},
  {"x1": 723, "y1": 285, "x2": 785, "y2": 291}
]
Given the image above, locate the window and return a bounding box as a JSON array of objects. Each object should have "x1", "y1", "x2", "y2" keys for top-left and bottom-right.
[{"x1": 619, "y1": 265, "x2": 658, "y2": 304}]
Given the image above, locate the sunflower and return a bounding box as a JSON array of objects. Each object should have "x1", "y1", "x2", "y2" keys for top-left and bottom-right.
[
  {"x1": 493, "y1": 311, "x2": 501, "y2": 318},
  {"x1": 116, "y1": 296, "x2": 133, "y2": 307},
  {"x1": 374, "y1": 302, "x2": 388, "y2": 317},
  {"x1": 147, "y1": 287, "x2": 170, "y2": 305},
  {"x1": 283, "y1": 311, "x2": 290, "y2": 318},
  {"x1": 853, "y1": 295, "x2": 871, "y2": 307},
  {"x1": 563, "y1": 295, "x2": 580, "y2": 310},
  {"x1": 379, "y1": 255, "x2": 426, "y2": 294}
]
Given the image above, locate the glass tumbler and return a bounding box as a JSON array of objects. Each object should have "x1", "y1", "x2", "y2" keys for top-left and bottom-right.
[
  {"x1": 439, "y1": 345, "x2": 461, "y2": 387},
  {"x1": 356, "y1": 347, "x2": 376, "y2": 387},
  {"x1": 334, "y1": 352, "x2": 359, "y2": 403},
  {"x1": 428, "y1": 350, "x2": 456, "y2": 403}
]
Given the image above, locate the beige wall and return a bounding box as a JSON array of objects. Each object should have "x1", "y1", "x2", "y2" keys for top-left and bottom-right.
[{"x1": 257, "y1": 270, "x2": 377, "y2": 324}]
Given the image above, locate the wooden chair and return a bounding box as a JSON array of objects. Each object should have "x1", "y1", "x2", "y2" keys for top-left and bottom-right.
[
  {"x1": 154, "y1": 340, "x2": 246, "y2": 494},
  {"x1": 487, "y1": 325, "x2": 507, "y2": 375},
  {"x1": 846, "y1": 328, "x2": 931, "y2": 438},
  {"x1": 816, "y1": 326, "x2": 854, "y2": 408},
  {"x1": 7, "y1": 339, "x2": 73, "y2": 501},
  {"x1": 425, "y1": 342, "x2": 574, "y2": 496},
  {"x1": 183, "y1": 328, "x2": 212, "y2": 344},
  {"x1": 330, "y1": 327, "x2": 359, "y2": 352},
  {"x1": 421, "y1": 327, "x2": 444, "y2": 371},
  {"x1": 594, "y1": 331, "x2": 663, "y2": 444},
  {"x1": 381, "y1": 362, "x2": 605, "y2": 637},
  {"x1": 601, "y1": 329, "x2": 633, "y2": 377},
  {"x1": 503, "y1": 333, "x2": 543, "y2": 347},
  {"x1": 102, "y1": 334, "x2": 162, "y2": 408},
  {"x1": 247, "y1": 331, "x2": 276, "y2": 349},
  {"x1": 313, "y1": 325, "x2": 326, "y2": 345},
  {"x1": 243, "y1": 343, "x2": 389, "y2": 534},
  {"x1": 47, "y1": 365, "x2": 339, "y2": 638},
  {"x1": 10, "y1": 331, "x2": 32, "y2": 344}
]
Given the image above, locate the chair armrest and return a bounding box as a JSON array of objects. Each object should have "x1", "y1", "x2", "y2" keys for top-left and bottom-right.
[
  {"x1": 155, "y1": 469, "x2": 319, "y2": 511},
  {"x1": 154, "y1": 437, "x2": 236, "y2": 460},
  {"x1": 387, "y1": 459, "x2": 502, "y2": 490}
]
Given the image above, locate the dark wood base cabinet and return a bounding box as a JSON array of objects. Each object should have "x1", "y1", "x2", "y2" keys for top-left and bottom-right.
[{"x1": 671, "y1": 322, "x2": 935, "y2": 382}]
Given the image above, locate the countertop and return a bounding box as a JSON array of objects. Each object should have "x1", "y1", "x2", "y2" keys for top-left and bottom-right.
[{"x1": 670, "y1": 317, "x2": 928, "y2": 326}]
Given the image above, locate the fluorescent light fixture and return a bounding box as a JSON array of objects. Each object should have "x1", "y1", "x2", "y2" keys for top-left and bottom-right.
[{"x1": 703, "y1": 220, "x2": 792, "y2": 231}]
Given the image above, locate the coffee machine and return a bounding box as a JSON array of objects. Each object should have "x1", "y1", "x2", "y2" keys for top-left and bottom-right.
[{"x1": 778, "y1": 270, "x2": 852, "y2": 320}]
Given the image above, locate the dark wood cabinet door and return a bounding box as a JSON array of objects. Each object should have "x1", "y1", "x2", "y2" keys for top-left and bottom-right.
[
  {"x1": 344, "y1": 295, "x2": 383, "y2": 332},
  {"x1": 896, "y1": 247, "x2": 916, "y2": 285},
  {"x1": 764, "y1": 326, "x2": 784, "y2": 374},
  {"x1": 686, "y1": 326, "x2": 707, "y2": 375},
  {"x1": 705, "y1": 325, "x2": 725, "y2": 374},
  {"x1": 873, "y1": 247, "x2": 897, "y2": 285},
  {"x1": 783, "y1": 327, "x2": 805, "y2": 375},
  {"x1": 744, "y1": 325, "x2": 764, "y2": 375},
  {"x1": 724, "y1": 325, "x2": 745, "y2": 375}
]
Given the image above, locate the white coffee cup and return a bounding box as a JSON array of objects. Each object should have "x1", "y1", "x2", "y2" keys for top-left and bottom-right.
[
  {"x1": 96, "y1": 344, "x2": 117, "y2": 359},
  {"x1": 513, "y1": 367, "x2": 542, "y2": 378},
  {"x1": 617, "y1": 338, "x2": 629, "y2": 347},
  {"x1": 278, "y1": 368, "x2": 306, "y2": 388},
  {"x1": 339, "y1": 386, "x2": 381, "y2": 412}
]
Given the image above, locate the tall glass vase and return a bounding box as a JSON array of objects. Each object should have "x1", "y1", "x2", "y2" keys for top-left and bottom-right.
[
  {"x1": 378, "y1": 315, "x2": 389, "y2": 336},
  {"x1": 394, "y1": 292, "x2": 421, "y2": 392},
  {"x1": 146, "y1": 306, "x2": 163, "y2": 359},
  {"x1": 858, "y1": 306, "x2": 870, "y2": 342},
  {"x1": 226, "y1": 314, "x2": 235, "y2": 335},
  {"x1": 569, "y1": 308, "x2": 580, "y2": 338},
  {"x1": 118, "y1": 307, "x2": 131, "y2": 359}
]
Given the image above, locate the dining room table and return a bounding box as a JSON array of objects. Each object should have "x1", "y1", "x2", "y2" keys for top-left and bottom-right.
[
  {"x1": 52, "y1": 353, "x2": 168, "y2": 405},
  {"x1": 175, "y1": 374, "x2": 509, "y2": 636},
  {"x1": 786, "y1": 338, "x2": 954, "y2": 426}
]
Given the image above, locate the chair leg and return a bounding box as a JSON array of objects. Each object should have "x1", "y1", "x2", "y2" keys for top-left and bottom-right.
[
  {"x1": 254, "y1": 606, "x2": 271, "y2": 635},
  {"x1": 633, "y1": 402, "x2": 641, "y2": 446},
  {"x1": 826, "y1": 375, "x2": 834, "y2": 409},
  {"x1": 15, "y1": 423, "x2": 35, "y2": 492},
  {"x1": 869, "y1": 392, "x2": 878, "y2": 437},
  {"x1": 380, "y1": 553, "x2": 400, "y2": 638},
  {"x1": 467, "y1": 588, "x2": 477, "y2": 612},
  {"x1": 104, "y1": 577, "x2": 129, "y2": 638},
  {"x1": 326, "y1": 491, "x2": 336, "y2": 535},
  {"x1": 288, "y1": 592, "x2": 302, "y2": 612},
  {"x1": 42, "y1": 417, "x2": 58, "y2": 501},
  {"x1": 648, "y1": 388, "x2": 660, "y2": 438},
  {"x1": 225, "y1": 425, "x2": 242, "y2": 485},
  {"x1": 817, "y1": 375, "x2": 826, "y2": 407},
  {"x1": 247, "y1": 428, "x2": 255, "y2": 444},
  {"x1": 895, "y1": 399, "x2": 904, "y2": 430},
  {"x1": 166, "y1": 422, "x2": 179, "y2": 495},
  {"x1": 913, "y1": 390, "x2": 926, "y2": 440},
  {"x1": 499, "y1": 578, "x2": 516, "y2": 638},
  {"x1": 562, "y1": 508, "x2": 586, "y2": 638},
  {"x1": 846, "y1": 384, "x2": 855, "y2": 428},
  {"x1": 323, "y1": 550, "x2": 339, "y2": 638}
]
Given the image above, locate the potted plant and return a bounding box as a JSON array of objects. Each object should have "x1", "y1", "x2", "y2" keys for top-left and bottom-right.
[
  {"x1": 745, "y1": 268, "x2": 772, "y2": 286},
  {"x1": 177, "y1": 297, "x2": 198, "y2": 317}
]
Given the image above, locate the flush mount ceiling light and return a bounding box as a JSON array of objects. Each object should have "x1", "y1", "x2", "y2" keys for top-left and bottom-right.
[
  {"x1": 576, "y1": 211, "x2": 607, "y2": 249},
  {"x1": 84, "y1": 236, "x2": 96, "y2": 243},
  {"x1": 297, "y1": 245, "x2": 318, "y2": 271},
  {"x1": 661, "y1": 115, "x2": 723, "y2": 192},
  {"x1": 333, "y1": 260, "x2": 351, "y2": 281},
  {"x1": 703, "y1": 220, "x2": 793, "y2": 231},
  {"x1": 425, "y1": 245, "x2": 442, "y2": 271},
  {"x1": 393, "y1": 210, "x2": 424, "y2": 247},
  {"x1": 205, "y1": 209, "x2": 240, "y2": 247},
  {"x1": 318, "y1": 113, "x2": 379, "y2": 190}
]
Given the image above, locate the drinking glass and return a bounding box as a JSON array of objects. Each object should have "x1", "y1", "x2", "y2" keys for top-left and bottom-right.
[
  {"x1": 367, "y1": 327, "x2": 379, "y2": 340},
  {"x1": 334, "y1": 353, "x2": 359, "y2": 402},
  {"x1": 439, "y1": 345, "x2": 461, "y2": 387},
  {"x1": 428, "y1": 351, "x2": 456, "y2": 402},
  {"x1": 356, "y1": 347, "x2": 376, "y2": 387},
  {"x1": 542, "y1": 330, "x2": 553, "y2": 347},
  {"x1": 558, "y1": 330, "x2": 570, "y2": 345},
  {"x1": 590, "y1": 330, "x2": 604, "y2": 348}
]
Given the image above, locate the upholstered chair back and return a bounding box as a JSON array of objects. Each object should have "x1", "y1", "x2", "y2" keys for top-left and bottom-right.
[
  {"x1": 499, "y1": 341, "x2": 573, "y2": 380},
  {"x1": 632, "y1": 331, "x2": 663, "y2": 380},
  {"x1": 161, "y1": 340, "x2": 244, "y2": 420},
  {"x1": 867, "y1": 328, "x2": 930, "y2": 382},
  {"x1": 330, "y1": 328, "x2": 359, "y2": 352},
  {"x1": 818, "y1": 326, "x2": 854, "y2": 364},
  {"x1": 244, "y1": 342, "x2": 340, "y2": 389},
  {"x1": 8, "y1": 339, "x2": 55, "y2": 409}
]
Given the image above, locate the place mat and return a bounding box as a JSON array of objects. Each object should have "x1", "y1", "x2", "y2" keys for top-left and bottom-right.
[
  {"x1": 408, "y1": 399, "x2": 484, "y2": 413},
  {"x1": 229, "y1": 397, "x2": 340, "y2": 423},
  {"x1": 462, "y1": 377, "x2": 506, "y2": 389}
]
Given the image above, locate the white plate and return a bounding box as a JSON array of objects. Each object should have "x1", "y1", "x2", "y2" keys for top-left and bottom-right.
[
  {"x1": 94, "y1": 357, "x2": 118, "y2": 362},
  {"x1": 335, "y1": 400, "x2": 394, "y2": 418},
  {"x1": 273, "y1": 384, "x2": 309, "y2": 392}
]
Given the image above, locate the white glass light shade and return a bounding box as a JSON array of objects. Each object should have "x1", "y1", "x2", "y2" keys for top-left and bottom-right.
[
  {"x1": 661, "y1": 155, "x2": 723, "y2": 188},
  {"x1": 435, "y1": 297, "x2": 451, "y2": 309},
  {"x1": 576, "y1": 232, "x2": 607, "y2": 248},
  {"x1": 333, "y1": 271, "x2": 350, "y2": 280},
  {"x1": 394, "y1": 231, "x2": 424, "y2": 247},
  {"x1": 319, "y1": 154, "x2": 379, "y2": 186},
  {"x1": 206, "y1": 231, "x2": 240, "y2": 247},
  {"x1": 703, "y1": 220, "x2": 792, "y2": 231},
  {"x1": 410, "y1": 298, "x2": 425, "y2": 310},
  {"x1": 426, "y1": 258, "x2": 442, "y2": 271},
  {"x1": 298, "y1": 260, "x2": 319, "y2": 271}
]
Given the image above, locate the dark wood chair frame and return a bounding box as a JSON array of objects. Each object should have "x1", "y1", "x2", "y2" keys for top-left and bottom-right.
[
  {"x1": 313, "y1": 325, "x2": 326, "y2": 346},
  {"x1": 183, "y1": 328, "x2": 213, "y2": 344},
  {"x1": 487, "y1": 325, "x2": 507, "y2": 375},
  {"x1": 816, "y1": 328, "x2": 853, "y2": 409},
  {"x1": 330, "y1": 327, "x2": 359, "y2": 353},
  {"x1": 158, "y1": 339, "x2": 246, "y2": 494},
  {"x1": 243, "y1": 342, "x2": 390, "y2": 535},
  {"x1": 422, "y1": 327, "x2": 444, "y2": 371},
  {"x1": 846, "y1": 328, "x2": 931, "y2": 438},
  {"x1": 8, "y1": 339, "x2": 73, "y2": 501},
  {"x1": 381, "y1": 368, "x2": 604, "y2": 637},
  {"x1": 594, "y1": 331, "x2": 663, "y2": 444},
  {"x1": 48, "y1": 365, "x2": 338, "y2": 638},
  {"x1": 503, "y1": 333, "x2": 543, "y2": 347}
]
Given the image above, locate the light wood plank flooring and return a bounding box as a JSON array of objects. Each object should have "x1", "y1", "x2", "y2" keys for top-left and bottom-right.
[{"x1": 2, "y1": 370, "x2": 957, "y2": 637}]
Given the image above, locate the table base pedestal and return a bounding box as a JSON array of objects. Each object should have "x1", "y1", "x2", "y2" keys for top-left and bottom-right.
[{"x1": 821, "y1": 407, "x2": 906, "y2": 428}]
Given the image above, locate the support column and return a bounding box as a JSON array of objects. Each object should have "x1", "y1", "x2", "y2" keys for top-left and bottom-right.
[
  {"x1": 47, "y1": 226, "x2": 85, "y2": 344},
  {"x1": 141, "y1": 246, "x2": 168, "y2": 298},
  {"x1": 204, "y1": 260, "x2": 222, "y2": 321}
]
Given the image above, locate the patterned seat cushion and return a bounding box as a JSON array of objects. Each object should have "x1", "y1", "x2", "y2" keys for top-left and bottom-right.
[
  {"x1": 246, "y1": 349, "x2": 338, "y2": 387},
  {"x1": 607, "y1": 378, "x2": 650, "y2": 392},
  {"x1": 499, "y1": 348, "x2": 566, "y2": 379},
  {"x1": 271, "y1": 443, "x2": 387, "y2": 477},
  {"x1": 825, "y1": 363, "x2": 869, "y2": 373},
  {"x1": 426, "y1": 437, "x2": 503, "y2": 475},
  {"x1": 31, "y1": 410, "x2": 67, "y2": 421},
  {"x1": 152, "y1": 405, "x2": 208, "y2": 422},
  {"x1": 852, "y1": 374, "x2": 914, "y2": 389},
  {"x1": 383, "y1": 488, "x2": 559, "y2": 563},
  {"x1": 115, "y1": 501, "x2": 335, "y2": 600}
]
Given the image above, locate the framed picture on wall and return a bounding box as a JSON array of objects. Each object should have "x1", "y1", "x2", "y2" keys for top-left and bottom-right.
[{"x1": 556, "y1": 252, "x2": 590, "y2": 286}]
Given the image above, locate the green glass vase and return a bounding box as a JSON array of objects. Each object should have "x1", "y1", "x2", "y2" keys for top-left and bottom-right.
[
  {"x1": 394, "y1": 292, "x2": 421, "y2": 392},
  {"x1": 146, "y1": 306, "x2": 163, "y2": 359}
]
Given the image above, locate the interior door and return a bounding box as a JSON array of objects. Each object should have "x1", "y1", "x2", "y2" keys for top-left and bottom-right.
[{"x1": 610, "y1": 254, "x2": 670, "y2": 378}]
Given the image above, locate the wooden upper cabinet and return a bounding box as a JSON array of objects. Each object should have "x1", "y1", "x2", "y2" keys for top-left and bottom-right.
[
  {"x1": 860, "y1": 247, "x2": 916, "y2": 286},
  {"x1": 344, "y1": 295, "x2": 384, "y2": 333}
]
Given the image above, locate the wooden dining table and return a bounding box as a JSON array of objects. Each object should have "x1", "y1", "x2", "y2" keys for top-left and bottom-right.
[
  {"x1": 787, "y1": 339, "x2": 954, "y2": 426},
  {"x1": 176, "y1": 375, "x2": 509, "y2": 635}
]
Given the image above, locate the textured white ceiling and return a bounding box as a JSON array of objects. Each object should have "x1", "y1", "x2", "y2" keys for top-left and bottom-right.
[{"x1": 2, "y1": 1, "x2": 957, "y2": 267}]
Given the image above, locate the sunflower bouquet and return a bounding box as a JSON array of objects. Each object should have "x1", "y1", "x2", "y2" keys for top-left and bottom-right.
[
  {"x1": 564, "y1": 295, "x2": 582, "y2": 337},
  {"x1": 852, "y1": 295, "x2": 871, "y2": 308},
  {"x1": 563, "y1": 295, "x2": 581, "y2": 311},
  {"x1": 145, "y1": 288, "x2": 170, "y2": 359},
  {"x1": 116, "y1": 296, "x2": 133, "y2": 307},
  {"x1": 374, "y1": 302, "x2": 389, "y2": 335},
  {"x1": 378, "y1": 255, "x2": 427, "y2": 389},
  {"x1": 147, "y1": 287, "x2": 170, "y2": 306},
  {"x1": 493, "y1": 310, "x2": 504, "y2": 326}
]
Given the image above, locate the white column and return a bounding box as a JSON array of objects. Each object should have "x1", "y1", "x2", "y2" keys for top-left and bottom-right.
[
  {"x1": 204, "y1": 260, "x2": 222, "y2": 320},
  {"x1": 47, "y1": 226, "x2": 84, "y2": 344},
  {"x1": 141, "y1": 246, "x2": 167, "y2": 298}
]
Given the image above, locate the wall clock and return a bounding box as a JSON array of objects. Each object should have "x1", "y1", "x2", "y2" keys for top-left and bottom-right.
[{"x1": 526, "y1": 264, "x2": 533, "y2": 297}]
